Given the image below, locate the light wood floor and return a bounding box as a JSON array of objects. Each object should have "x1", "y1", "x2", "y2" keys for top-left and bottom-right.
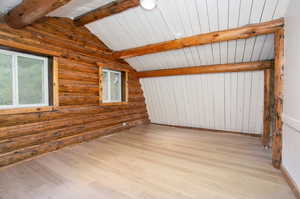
[{"x1": 0, "y1": 124, "x2": 295, "y2": 199}]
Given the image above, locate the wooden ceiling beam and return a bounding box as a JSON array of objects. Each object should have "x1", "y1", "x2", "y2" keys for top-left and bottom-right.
[
  {"x1": 5, "y1": 0, "x2": 72, "y2": 29},
  {"x1": 114, "y1": 18, "x2": 284, "y2": 59},
  {"x1": 74, "y1": 0, "x2": 140, "y2": 26},
  {"x1": 137, "y1": 60, "x2": 273, "y2": 78}
]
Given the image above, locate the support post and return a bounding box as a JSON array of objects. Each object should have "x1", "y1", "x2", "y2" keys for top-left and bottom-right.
[
  {"x1": 272, "y1": 29, "x2": 284, "y2": 169},
  {"x1": 262, "y1": 69, "x2": 272, "y2": 147}
]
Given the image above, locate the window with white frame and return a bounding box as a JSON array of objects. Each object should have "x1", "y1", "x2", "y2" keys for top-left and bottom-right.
[
  {"x1": 102, "y1": 69, "x2": 122, "y2": 103},
  {"x1": 0, "y1": 49, "x2": 49, "y2": 109}
]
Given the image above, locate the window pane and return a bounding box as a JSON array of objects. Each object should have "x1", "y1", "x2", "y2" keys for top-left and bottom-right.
[
  {"x1": 18, "y1": 56, "x2": 46, "y2": 105},
  {"x1": 102, "y1": 71, "x2": 109, "y2": 101},
  {"x1": 0, "y1": 53, "x2": 13, "y2": 105},
  {"x1": 110, "y1": 72, "x2": 121, "y2": 101}
]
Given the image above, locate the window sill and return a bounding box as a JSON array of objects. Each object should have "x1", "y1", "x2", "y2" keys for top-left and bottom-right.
[
  {"x1": 100, "y1": 102, "x2": 128, "y2": 106},
  {"x1": 0, "y1": 106, "x2": 57, "y2": 115}
]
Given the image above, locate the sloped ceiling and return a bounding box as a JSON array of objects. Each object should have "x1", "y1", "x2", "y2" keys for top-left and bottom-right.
[
  {"x1": 1, "y1": 0, "x2": 290, "y2": 71},
  {"x1": 51, "y1": 0, "x2": 290, "y2": 71}
]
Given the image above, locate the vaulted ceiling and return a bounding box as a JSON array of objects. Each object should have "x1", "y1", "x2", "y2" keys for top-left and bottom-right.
[{"x1": 1, "y1": 0, "x2": 290, "y2": 71}]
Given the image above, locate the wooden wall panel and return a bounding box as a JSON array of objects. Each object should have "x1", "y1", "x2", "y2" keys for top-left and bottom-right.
[{"x1": 0, "y1": 17, "x2": 149, "y2": 167}]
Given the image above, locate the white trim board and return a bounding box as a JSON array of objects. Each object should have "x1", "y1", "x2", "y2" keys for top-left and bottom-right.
[{"x1": 283, "y1": 114, "x2": 300, "y2": 133}]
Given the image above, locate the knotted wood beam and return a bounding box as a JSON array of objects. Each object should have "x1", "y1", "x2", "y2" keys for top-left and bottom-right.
[
  {"x1": 5, "y1": 0, "x2": 72, "y2": 29},
  {"x1": 137, "y1": 61, "x2": 273, "y2": 78},
  {"x1": 114, "y1": 18, "x2": 284, "y2": 59},
  {"x1": 74, "y1": 0, "x2": 140, "y2": 26}
]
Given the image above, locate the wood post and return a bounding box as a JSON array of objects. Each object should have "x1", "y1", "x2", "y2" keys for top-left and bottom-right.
[
  {"x1": 262, "y1": 69, "x2": 272, "y2": 147},
  {"x1": 272, "y1": 29, "x2": 284, "y2": 169}
]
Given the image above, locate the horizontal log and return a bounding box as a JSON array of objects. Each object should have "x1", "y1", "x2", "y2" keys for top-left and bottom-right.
[
  {"x1": 59, "y1": 63, "x2": 99, "y2": 74},
  {"x1": 137, "y1": 61, "x2": 274, "y2": 78},
  {"x1": 74, "y1": 0, "x2": 139, "y2": 26},
  {"x1": 58, "y1": 57, "x2": 98, "y2": 68},
  {"x1": 0, "y1": 112, "x2": 147, "y2": 153},
  {"x1": 27, "y1": 22, "x2": 110, "y2": 53},
  {"x1": 59, "y1": 78, "x2": 99, "y2": 85},
  {"x1": 24, "y1": 26, "x2": 112, "y2": 57},
  {"x1": 0, "y1": 118, "x2": 148, "y2": 167},
  {"x1": 40, "y1": 17, "x2": 109, "y2": 49},
  {"x1": 0, "y1": 33, "x2": 61, "y2": 57},
  {"x1": 0, "y1": 102, "x2": 147, "y2": 127},
  {"x1": 0, "y1": 24, "x2": 114, "y2": 61},
  {"x1": 59, "y1": 69, "x2": 99, "y2": 83},
  {"x1": 114, "y1": 18, "x2": 284, "y2": 59},
  {"x1": 59, "y1": 84, "x2": 99, "y2": 95},
  {"x1": 60, "y1": 92, "x2": 99, "y2": 97},
  {"x1": 0, "y1": 108, "x2": 147, "y2": 140},
  {"x1": 59, "y1": 96, "x2": 99, "y2": 106}
]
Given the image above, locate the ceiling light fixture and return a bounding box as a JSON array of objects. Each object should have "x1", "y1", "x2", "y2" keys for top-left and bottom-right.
[{"x1": 140, "y1": 0, "x2": 158, "y2": 10}]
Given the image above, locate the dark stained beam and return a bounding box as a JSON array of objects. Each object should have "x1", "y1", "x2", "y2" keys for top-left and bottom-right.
[
  {"x1": 137, "y1": 61, "x2": 273, "y2": 78},
  {"x1": 5, "y1": 0, "x2": 72, "y2": 29},
  {"x1": 74, "y1": 0, "x2": 139, "y2": 26},
  {"x1": 114, "y1": 18, "x2": 284, "y2": 59}
]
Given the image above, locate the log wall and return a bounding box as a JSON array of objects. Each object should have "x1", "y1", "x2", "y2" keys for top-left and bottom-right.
[{"x1": 0, "y1": 17, "x2": 149, "y2": 167}]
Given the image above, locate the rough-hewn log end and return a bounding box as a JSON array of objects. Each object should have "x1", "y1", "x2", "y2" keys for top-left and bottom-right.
[{"x1": 4, "y1": 0, "x2": 72, "y2": 29}]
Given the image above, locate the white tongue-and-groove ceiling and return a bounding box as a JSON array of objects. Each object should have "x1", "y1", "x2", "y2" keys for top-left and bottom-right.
[
  {"x1": 50, "y1": 0, "x2": 289, "y2": 72},
  {"x1": 1, "y1": 0, "x2": 290, "y2": 71}
]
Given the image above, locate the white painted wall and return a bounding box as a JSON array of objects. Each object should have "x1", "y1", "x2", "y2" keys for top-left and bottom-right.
[
  {"x1": 141, "y1": 71, "x2": 264, "y2": 134},
  {"x1": 282, "y1": 0, "x2": 300, "y2": 189}
]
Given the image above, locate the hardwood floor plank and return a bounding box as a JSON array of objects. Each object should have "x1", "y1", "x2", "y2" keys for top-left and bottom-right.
[{"x1": 0, "y1": 124, "x2": 295, "y2": 199}]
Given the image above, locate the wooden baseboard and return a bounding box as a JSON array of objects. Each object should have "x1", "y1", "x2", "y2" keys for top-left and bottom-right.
[
  {"x1": 281, "y1": 166, "x2": 300, "y2": 199},
  {"x1": 151, "y1": 123, "x2": 261, "y2": 137}
]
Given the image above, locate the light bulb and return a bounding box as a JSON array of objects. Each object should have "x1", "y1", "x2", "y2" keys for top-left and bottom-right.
[{"x1": 140, "y1": 0, "x2": 158, "y2": 10}]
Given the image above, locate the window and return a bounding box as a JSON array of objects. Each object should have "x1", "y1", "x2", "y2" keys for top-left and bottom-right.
[
  {"x1": 98, "y1": 64, "x2": 128, "y2": 105},
  {"x1": 102, "y1": 69, "x2": 122, "y2": 102},
  {"x1": 0, "y1": 49, "x2": 49, "y2": 109}
]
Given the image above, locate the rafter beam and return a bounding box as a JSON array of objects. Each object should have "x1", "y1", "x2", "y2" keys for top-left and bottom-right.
[
  {"x1": 137, "y1": 61, "x2": 273, "y2": 78},
  {"x1": 5, "y1": 0, "x2": 71, "y2": 29},
  {"x1": 114, "y1": 18, "x2": 284, "y2": 59},
  {"x1": 74, "y1": 0, "x2": 139, "y2": 26}
]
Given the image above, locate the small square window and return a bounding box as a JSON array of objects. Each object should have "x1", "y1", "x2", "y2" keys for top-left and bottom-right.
[{"x1": 99, "y1": 64, "x2": 128, "y2": 105}]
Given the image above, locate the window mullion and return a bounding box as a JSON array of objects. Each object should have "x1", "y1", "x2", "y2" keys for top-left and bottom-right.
[
  {"x1": 108, "y1": 71, "x2": 111, "y2": 102},
  {"x1": 43, "y1": 58, "x2": 49, "y2": 105},
  {"x1": 118, "y1": 72, "x2": 121, "y2": 102},
  {"x1": 12, "y1": 55, "x2": 19, "y2": 106}
]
